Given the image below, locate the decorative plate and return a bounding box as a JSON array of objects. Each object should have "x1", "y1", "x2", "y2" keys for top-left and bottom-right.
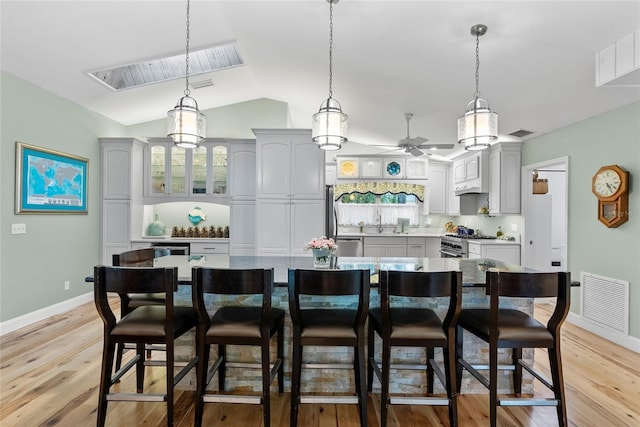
[
  {"x1": 386, "y1": 161, "x2": 401, "y2": 176},
  {"x1": 188, "y1": 207, "x2": 206, "y2": 225}
]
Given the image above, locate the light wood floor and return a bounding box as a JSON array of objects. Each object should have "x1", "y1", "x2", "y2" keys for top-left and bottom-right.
[{"x1": 1, "y1": 299, "x2": 638, "y2": 426}]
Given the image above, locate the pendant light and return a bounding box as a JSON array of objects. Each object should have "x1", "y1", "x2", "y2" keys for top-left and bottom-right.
[
  {"x1": 167, "y1": 0, "x2": 206, "y2": 148},
  {"x1": 457, "y1": 24, "x2": 498, "y2": 151},
  {"x1": 312, "y1": 0, "x2": 348, "y2": 151}
]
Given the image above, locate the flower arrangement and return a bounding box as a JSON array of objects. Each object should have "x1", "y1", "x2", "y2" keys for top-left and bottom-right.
[{"x1": 304, "y1": 236, "x2": 338, "y2": 252}]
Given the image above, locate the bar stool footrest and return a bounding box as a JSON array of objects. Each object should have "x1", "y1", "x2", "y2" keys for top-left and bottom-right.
[
  {"x1": 106, "y1": 393, "x2": 165, "y2": 402},
  {"x1": 203, "y1": 394, "x2": 262, "y2": 404},
  {"x1": 390, "y1": 396, "x2": 450, "y2": 406},
  {"x1": 499, "y1": 398, "x2": 559, "y2": 407},
  {"x1": 300, "y1": 395, "x2": 359, "y2": 404}
]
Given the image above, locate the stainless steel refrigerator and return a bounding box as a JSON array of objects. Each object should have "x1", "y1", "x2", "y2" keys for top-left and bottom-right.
[{"x1": 325, "y1": 185, "x2": 363, "y2": 257}]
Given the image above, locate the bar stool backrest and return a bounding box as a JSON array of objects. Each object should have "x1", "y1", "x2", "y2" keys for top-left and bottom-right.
[{"x1": 112, "y1": 248, "x2": 155, "y2": 267}]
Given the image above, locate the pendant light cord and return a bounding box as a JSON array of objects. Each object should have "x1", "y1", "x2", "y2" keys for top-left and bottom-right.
[
  {"x1": 328, "y1": 0, "x2": 334, "y2": 99},
  {"x1": 184, "y1": 0, "x2": 191, "y2": 97},
  {"x1": 474, "y1": 31, "x2": 480, "y2": 101}
]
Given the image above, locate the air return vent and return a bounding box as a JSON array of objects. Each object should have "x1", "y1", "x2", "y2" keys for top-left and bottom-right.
[
  {"x1": 88, "y1": 41, "x2": 243, "y2": 91},
  {"x1": 581, "y1": 272, "x2": 629, "y2": 335},
  {"x1": 507, "y1": 129, "x2": 534, "y2": 138}
]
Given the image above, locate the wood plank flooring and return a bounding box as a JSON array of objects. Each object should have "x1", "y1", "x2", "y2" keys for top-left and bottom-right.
[{"x1": 1, "y1": 299, "x2": 638, "y2": 426}]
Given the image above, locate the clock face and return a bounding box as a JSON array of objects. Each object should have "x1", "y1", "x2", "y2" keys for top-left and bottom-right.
[{"x1": 593, "y1": 169, "x2": 621, "y2": 197}]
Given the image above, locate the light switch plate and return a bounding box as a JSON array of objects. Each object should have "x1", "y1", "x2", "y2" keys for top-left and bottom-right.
[{"x1": 11, "y1": 223, "x2": 26, "y2": 234}]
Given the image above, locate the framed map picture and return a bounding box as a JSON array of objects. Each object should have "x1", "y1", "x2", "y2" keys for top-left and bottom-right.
[{"x1": 15, "y1": 142, "x2": 88, "y2": 214}]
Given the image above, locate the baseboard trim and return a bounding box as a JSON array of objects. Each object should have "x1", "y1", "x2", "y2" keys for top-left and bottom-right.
[
  {"x1": 567, "y1": 312, "x2": 640, "y2": 353},
  {"x1": 0, "y1": 292, "x2": 93, "y2": 336}
]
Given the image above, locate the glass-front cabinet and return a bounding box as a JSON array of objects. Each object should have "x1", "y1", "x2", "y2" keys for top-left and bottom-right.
[{"x1": 145, "y1": 138, "x2": 228, "y2": 201}]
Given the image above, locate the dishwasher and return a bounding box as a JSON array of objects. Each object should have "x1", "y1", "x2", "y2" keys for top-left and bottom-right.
[{"x1": 335, "y1": 237, "x2": 364, "y2": 257}]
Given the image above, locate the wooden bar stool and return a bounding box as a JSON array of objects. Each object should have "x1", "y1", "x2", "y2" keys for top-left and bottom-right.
[
  {"x1": 288, "y1": 268, "x2": 370, "y2": 427},
  {"x1": 367, "y1": 270, "x2": 462, "y2": 427},
  {"x1": 456, "y1": 271, "x2": 571, "y2": 427},
  {"x1": 192, "y1": 267, "x2": 285, "y2": 427},
  {"x1": 93, "y1": 265, "x2": 198, "y2": 427}
]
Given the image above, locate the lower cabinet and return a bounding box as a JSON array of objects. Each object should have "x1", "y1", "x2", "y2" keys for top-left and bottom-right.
[
  {"x1": 230, "y1": 201, "x2": 256, "y2": 255},
  {"x1": 468, "y1": 242, "x2": 521, "y2": 265},
  {"x1": 363, "y1": 236, "x2": 441, "y2": 258},
  {"x1": 191, "y1": 241, "x2": 229, "y2": 255}
]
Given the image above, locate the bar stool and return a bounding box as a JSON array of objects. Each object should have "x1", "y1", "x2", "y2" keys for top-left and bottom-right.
[
  {"x1": 93, "y1": 265, "x2": 198, "y2": 427},
  {"x1": 288, "y1": 268, "x2": 370, "y2": 427},
  {"x1": 367, "y1": 270, "x2": 462, "y2": 427},
  {"x1": 192, "y1": 267, "x2": 285, "y2": 427},
  {"x1": 456, "y1": 271, "x2": 571, "y2": 427}
]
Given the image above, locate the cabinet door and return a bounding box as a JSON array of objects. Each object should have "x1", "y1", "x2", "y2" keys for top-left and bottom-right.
[
  {"x1": 257, "y1": 139, "x2": 291, "y2": 198},
  {"x1": 483, "y1": 245, "x2": 521, "y2": 265},
  {"x1": 229, "y1": 143, "x2": 256, "y2": 199},
  {"x1": 148, "y1": 143, "x2": 168, "y2": 195},
  {"x1": 291, "y1": 200, "x2": 325, "y2": 256},
  {"x1": 102, "y1": 145, "x2": 132, "y2": 199},
  {"x1": 291, "y1": 138, "x2": 325, "y2": 198},
  {"x1": 407, "y1": 243, "x2": 426, "y2": 257},
  {"x1": 382, "y1": 158, "x2": 406, "y2": 179},
  {"x1": 337, "y1": 158, "x2": 360, "y2": 178},
  {"x1": 363, "y1": 245, "x2": 386, "y2": 257},
  {"x1": 230, "y1": 201, "x2": 256, "y2": 255},
  {"x1": 406, "y1": 158, "x2": 428, "y2": 179},
  {"x1": 386, "y1": 245, "x2": 408, "y2": 257},
  {"x1": 428, "y1": 164, "x2": 447, "y2": 214},
  {"x1": 425, "y1": 237, "x2": 441, "y2": 258},
  {"x1": 361, "y1": 158, "x2": 383, "y2": 178},
  {"x1": 453, "y1": 160, "x2": 466, "y2": 183},
  {"x1": 256, "y1": 199, "x2": 291, "y2": 256},
  {"x1": 102, "y1": 200, "x2": 131, "y2": 264},
  {"x1": 464, "y1": 155, "x2": 479, "y2": 180}
]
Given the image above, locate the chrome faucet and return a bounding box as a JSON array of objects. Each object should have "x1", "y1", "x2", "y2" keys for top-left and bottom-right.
[{"x1": 377, "y1": 210, "x2": 383, "y2": 233}]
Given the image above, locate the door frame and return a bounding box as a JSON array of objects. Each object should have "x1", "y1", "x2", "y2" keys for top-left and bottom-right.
[{"x1": 521, "y1": 156, "x2": 569, "y2": 270}]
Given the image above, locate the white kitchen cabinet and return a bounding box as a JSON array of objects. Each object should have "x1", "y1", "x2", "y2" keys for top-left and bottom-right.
[
  {"x1": 467, "y1": 242, "x2": 521, "y2": 265},
  {"x1": 229, "y1": 201, "x2": 256, "y2": 255},
  {"x1": 596, "y1": 29, "x2": 640, "y2": 87},
  {"x1": 144, "y1": 138, "x2": 229, "y2": 201},
  {"x1": 229, "y1": 141, "x2": 256, "y2": 200},
  {"x1": 406, "y1": 158, "x2": 429, "y2": 179},
  {"x1": 363, "y1": 236, "x2": 407, "y2": 257},
  {"x1": 360, "y1": 157, "x2": 383, "y2": 178},
  {"x1": 254, "y1": 129, "x2": 325, "y2": 256},
  {"x1": 191, "y1": 241, "x2": 229, "y2": 255},
  {"x1": 425, "y1": 237, "x2": 441, "y2": 258},
  {"x1": 428, "y1": 163, "x2": 448, "y2": 214},
  {"x1": 256, "y1": 199, "x2": 324, "y2": 256},
  {"x1": 407, "y1": 237, "x2": 426, "y2": 257},
  {"x1": 489, "y1": 142, "x2": 522, "y2": 215},
  {"x1": 336, "y1": 157, "x2": 360, "y2": 179},
  {"x1": 100, "y1": 138, "x2": 145, "y2": 264},
  {"x1": 452, "y1": 151, "x2": 488, "y2": 195},
  {"x1": 255, "y1": 129, "x2": 324, "y2": 199}
]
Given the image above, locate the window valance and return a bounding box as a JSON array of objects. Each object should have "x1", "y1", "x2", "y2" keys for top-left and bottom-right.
[{"x1": 334, "y1": 182, "x2": 425, "y2": 202}]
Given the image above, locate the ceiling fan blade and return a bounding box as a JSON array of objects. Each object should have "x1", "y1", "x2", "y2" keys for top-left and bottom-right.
[
  {"x1": 406, "y1": 146, "x2": 424, "y2": 156},
  {"x1": 415, "y1": 143, "x2": 455, "y2": 150}
]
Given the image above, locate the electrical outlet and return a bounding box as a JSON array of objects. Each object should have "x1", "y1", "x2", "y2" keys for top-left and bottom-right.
[
  {"x1": 11, "y1": 223, "x2": 26, "y2": 234},
  {"x1": 64, "y1": 281, "x2": 70, "y2": 291}
]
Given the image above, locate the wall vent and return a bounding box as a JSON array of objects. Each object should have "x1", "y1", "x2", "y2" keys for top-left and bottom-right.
[{"x1": 581, "y1": 272, "x2": 629, "y2": 335}]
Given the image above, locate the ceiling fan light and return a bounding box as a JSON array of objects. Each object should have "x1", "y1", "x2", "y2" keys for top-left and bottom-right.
[
  {"x1": 167, "y1": 95, "x2": 206, "y2": 148},
  {"x1": 312, "y1": 98, "x2": 348, "y2": 151}
]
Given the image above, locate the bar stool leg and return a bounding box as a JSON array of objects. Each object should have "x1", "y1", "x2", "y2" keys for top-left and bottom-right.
[
  {"x1": 261, "y1": 335, "x2": 271, "y2": 427},
  {"x1": 166, "y1": 342, "x2": 174, "y2": 426},
  {"x1": 218, "y1": 344, "x2": 226, "y2": 391},
  {"x1": 97, "y1": 340, "x2": 116, "y2": 427},
  {"x1": 426, "y1": 347, "x2": 435, "y2": 393},
  {"x1": 548, "y1": 347, "x2": 568, "y2": 427},
  {"x1": 136, "y1": 343, "x2": 145, "y2": 393},
  {"x1": 194, "y1": 336, "x2": 210, "y2": 427},
  {"x1": 277, "y1": 325, "x2": 284, "y2": 393},
  {"x1": 367, "y1": 321, "x2": 375, "y2": 392},
  {"x1": 380, "y1": 337, "x2": 391, "y2": 427},
  {"x1": 455, "y1": 326, "x2": 464, "y2": 393},
  {"x1": 443, "y1": 339, "x2": 459, "y2": 427},
  {"x1": 512, "y1": 348, "x2": 522, "y2": 395},
  {"x1": 290, "y1": 337, "x2": 302, "y2": 427},
  {"x1": 355, "y1": 334, "x2": 368, "y2": 427},
  {"x1": 489, "y1": 342, "x2": 498, "y2": 427}
]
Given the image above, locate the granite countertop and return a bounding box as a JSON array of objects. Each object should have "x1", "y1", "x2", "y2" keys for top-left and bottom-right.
[{"x1": 338, "y1": 231, "x2": 444, "y2": 238}]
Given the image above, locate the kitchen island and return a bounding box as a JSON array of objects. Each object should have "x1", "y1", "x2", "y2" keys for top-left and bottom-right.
[{"x1": 149, "y1": 255, "x2": 538, "y2": 396}]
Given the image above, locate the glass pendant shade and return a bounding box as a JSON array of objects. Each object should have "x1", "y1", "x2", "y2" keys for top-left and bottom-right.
[
  {"x1": 167, "y1": 95, "x2": 206, "y2": 149},
  {"x1": 312, "y1": 98, "x2": 348, "y2": 151},
  {"x1": 458, "y1": 97, "x2": 498, "y2": 150}
]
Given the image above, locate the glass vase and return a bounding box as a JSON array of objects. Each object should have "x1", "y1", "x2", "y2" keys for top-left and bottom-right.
[{"x1": 312, "y1": 248, "x2": 331, "y2": 269}]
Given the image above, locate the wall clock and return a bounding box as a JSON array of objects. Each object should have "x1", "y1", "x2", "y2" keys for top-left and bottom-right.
[{"x1": 591, "y1": 164, "x2": 629, "y2": 228}]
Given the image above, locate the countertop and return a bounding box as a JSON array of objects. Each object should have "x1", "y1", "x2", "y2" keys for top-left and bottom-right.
[
  {"x1": 337, "y1": 231, "x2": 443, "y2": 238},
  {"x1": 131, "y1": 237, "x2": 229, "y2": 243}
]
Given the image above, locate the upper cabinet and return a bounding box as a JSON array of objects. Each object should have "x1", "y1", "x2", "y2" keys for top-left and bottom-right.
[
  {"x1": 336, "y1": 156, "x2": 428, "y2": 180},
  {"x1": 144, "y1": 138, "x2": 229, "y2": 202},
  {"x1": 228, "y1": 141, "x2": 256, "y2": 200},
  {"x1": 254, "y1": 129, "x2": 325, "y2": 199},
  {"x1": 452, "y1": 151, "x2": 489, "y2": 195},
  {"x1": 427, "y1": 162, "x2": 449, "y2": 214},
  {"x1": 488, "y1": 142, "x2": 522, "y2": 215}
]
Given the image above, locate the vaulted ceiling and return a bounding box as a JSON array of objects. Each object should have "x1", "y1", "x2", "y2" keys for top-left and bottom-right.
[{"x1": 2, "y1": 1, "x2": 639, "y2": 159}]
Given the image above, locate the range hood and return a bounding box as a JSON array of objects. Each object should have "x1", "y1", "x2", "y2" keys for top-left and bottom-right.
[{"x1": 455, "y1": 185, "x2": 485, "y2": 196}]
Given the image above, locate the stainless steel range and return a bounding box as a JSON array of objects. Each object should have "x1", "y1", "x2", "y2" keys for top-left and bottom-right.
[{"x1": 439, "y1": 234, "x2": 497, "y2": 258}]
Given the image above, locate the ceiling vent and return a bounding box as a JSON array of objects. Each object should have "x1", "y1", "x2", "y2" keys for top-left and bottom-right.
[
  {"x1": 507, "y1": 129, "x2": 534, "y2": 138},
  {"x1": 88, "y1": 41, "x2": 243, "y2": 91}
]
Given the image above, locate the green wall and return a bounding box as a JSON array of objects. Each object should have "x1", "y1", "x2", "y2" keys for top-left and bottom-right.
[
  {"x1": 522, "y1": 101, "x2": 640, "y2": 339},
  {"x1": 0, "y1": 71, "x2": 289, "y2": 323},
  {"x1": 0, "y1": 71, "x2": 125, "y2": 322}
]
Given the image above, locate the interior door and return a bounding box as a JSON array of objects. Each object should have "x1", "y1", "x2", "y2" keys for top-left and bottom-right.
[{"x1": 524, "y1": 193, "x2": 553, "y2": 270}]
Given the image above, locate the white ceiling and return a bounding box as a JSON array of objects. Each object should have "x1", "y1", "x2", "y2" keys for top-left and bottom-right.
[{"x1": 2, "y1": 1, "x2": 639, "y2": 159}]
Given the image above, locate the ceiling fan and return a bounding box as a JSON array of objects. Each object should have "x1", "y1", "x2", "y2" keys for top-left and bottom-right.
[{"x1": 375, "y1": 113, "x2": 454, "y2": 157}]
